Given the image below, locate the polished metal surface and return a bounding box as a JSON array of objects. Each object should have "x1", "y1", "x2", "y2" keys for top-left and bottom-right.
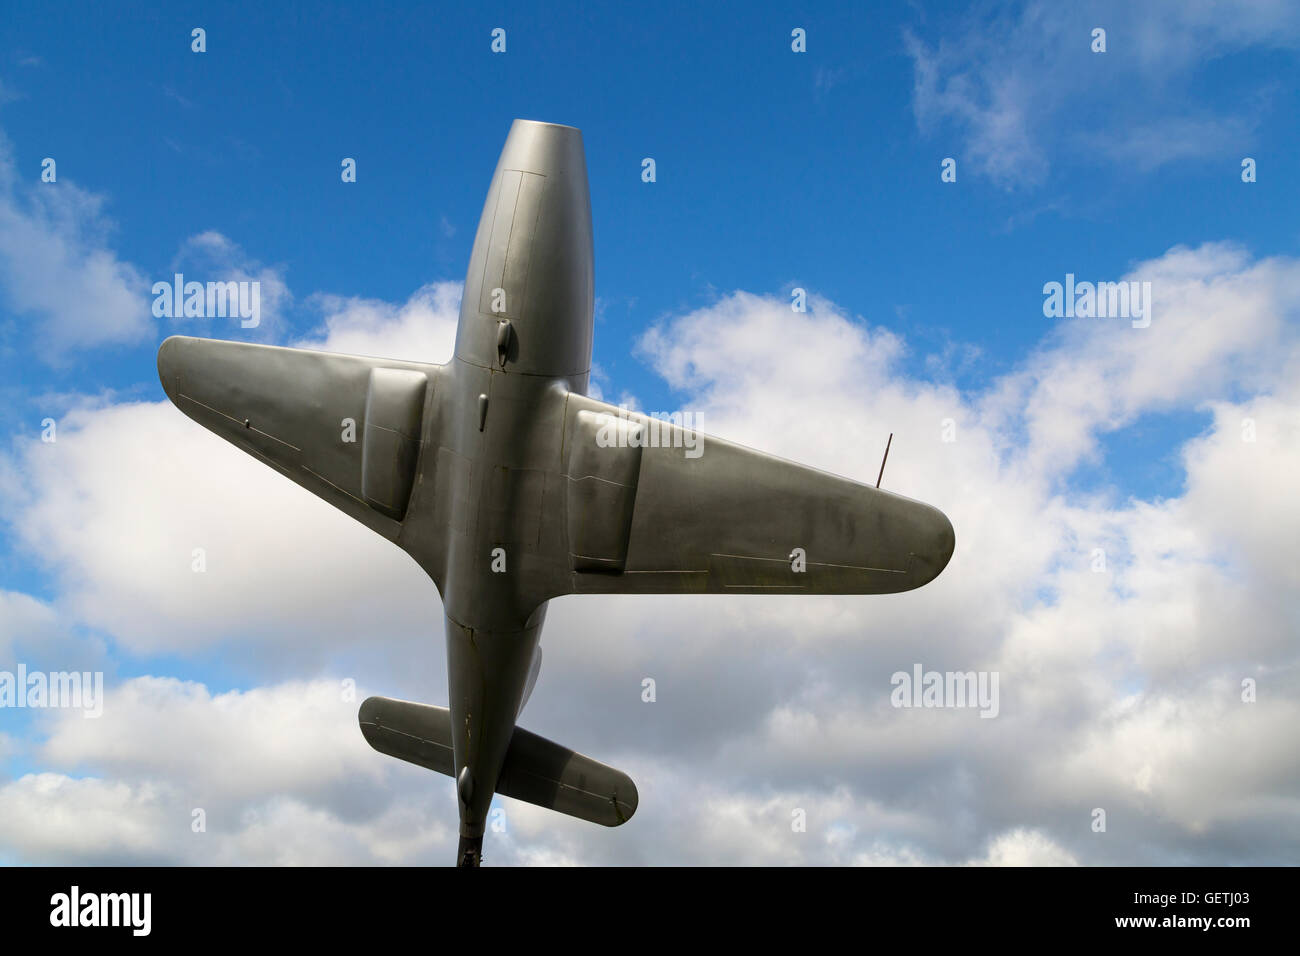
[{"x1": 157, "y1": 119, "x2": 956, "y2": 865}]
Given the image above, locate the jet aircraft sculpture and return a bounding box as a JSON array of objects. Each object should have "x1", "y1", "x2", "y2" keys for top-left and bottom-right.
[{"x1": 157, "y1": 119, "x2": 955, "y2": 866}]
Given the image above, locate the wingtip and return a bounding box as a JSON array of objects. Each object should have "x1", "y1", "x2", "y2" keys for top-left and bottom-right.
[
  {"x1": 156, "y1": 336, "x2": 187, "y2": 401},
  {"x1": 914, "y1": 504, "x2": 956, "y2": 587},
  {"x1": 611, "y1": 775, "x2": 639, "y2": 827},
  {"x1": 935, "y1": 507, "x2": 956, "y2": 574}
]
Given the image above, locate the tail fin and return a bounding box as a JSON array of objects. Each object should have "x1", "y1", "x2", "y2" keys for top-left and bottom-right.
[{"x1": 359, "y1": 696, "x2": 637, "y2": 827}]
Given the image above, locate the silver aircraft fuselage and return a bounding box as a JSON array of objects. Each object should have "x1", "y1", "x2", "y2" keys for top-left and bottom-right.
[{"x1": 431, "y1": 122, "x2": 595, "y2": 863}]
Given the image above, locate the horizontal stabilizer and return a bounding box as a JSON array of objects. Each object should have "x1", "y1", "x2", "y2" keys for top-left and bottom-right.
[{"x1": 358, "y1": 696, "x2": 637, "y2": 827}]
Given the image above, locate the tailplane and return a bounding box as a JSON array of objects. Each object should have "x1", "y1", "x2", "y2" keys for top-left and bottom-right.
[{"x1": 358, "y1": 696, "x2": 638, "y2": 828}]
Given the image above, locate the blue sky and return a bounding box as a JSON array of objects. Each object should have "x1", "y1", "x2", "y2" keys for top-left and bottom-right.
[
  {"x1": 1, "y1": 1, "x2": 1298, "y2": 865},
  {"x1": 4, "y1": 1, "x2": 1295, "y2": 396}
]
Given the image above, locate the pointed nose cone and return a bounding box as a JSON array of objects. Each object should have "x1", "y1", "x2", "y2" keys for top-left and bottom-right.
[
  {"x1": 496, "y1": 119, "x2": 585, "y2": 173},
  {"x1": 455, "y1": 119, "x2": 593, "y2": 377},
  {"x1": 908, "y1": 503, "x2": 956, "y2": 589}
]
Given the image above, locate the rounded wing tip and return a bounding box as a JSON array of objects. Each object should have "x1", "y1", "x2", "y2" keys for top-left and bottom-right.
[
  {"x1": 610, "y1": 775, "x2": 639, "y2": 827},
  {"x1": 909, "y1": 504, "x2": 956, "y2": 589},
  {"x1": 156, "y1": 335, "x2": 186, "y2": 398},
  {"x1": 935, "y1": 507, "x2": 956, "y2": 573}
]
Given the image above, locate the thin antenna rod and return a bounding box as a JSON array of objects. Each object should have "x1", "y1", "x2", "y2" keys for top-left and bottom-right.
[{"x1": 876, "y1": 433, "x2": 893, "y2": 488}]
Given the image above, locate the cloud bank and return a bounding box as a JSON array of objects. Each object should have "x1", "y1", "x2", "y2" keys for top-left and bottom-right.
[{"x1": 2, "y1": 237, "x2": 1298, "y2": 864}]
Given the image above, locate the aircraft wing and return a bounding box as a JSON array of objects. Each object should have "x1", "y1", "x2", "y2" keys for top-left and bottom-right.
[
  {"x1": 157, "y1": 335, "x2": 440, "y2": 540},
  {"x1": 560, "y1": 394, "x2": 954, "y2": 595}
]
